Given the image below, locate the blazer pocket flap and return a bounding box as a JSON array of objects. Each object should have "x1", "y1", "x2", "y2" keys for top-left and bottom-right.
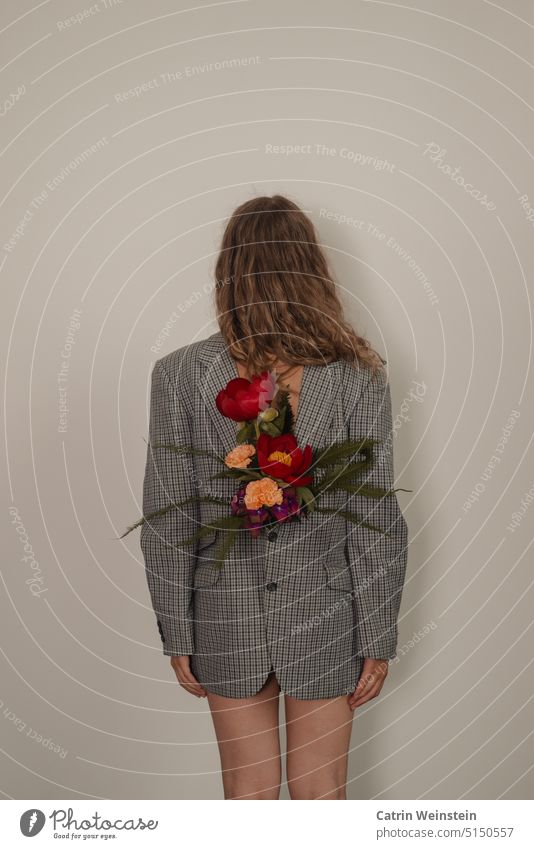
[
  {"x1": 196, "y1": 529, "x2": 218, "y2": 551},
  {"x1": 193, "y1": 561, "x2": 222, "y2": 588},
  {"x1": 194, "y1": 530, "x2": 222, "y2": 587},
  {"x1": 322, "y1": 562, "x2": 353, "y2": 593}
]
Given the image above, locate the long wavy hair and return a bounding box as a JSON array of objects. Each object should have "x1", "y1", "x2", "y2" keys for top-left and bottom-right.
[{"x1": 214, "y1": 194, "x2": 385, "y2": 382}]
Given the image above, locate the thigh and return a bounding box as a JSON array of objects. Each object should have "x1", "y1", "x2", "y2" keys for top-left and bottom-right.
[
  {"x1": 285, "y1": 692, "x2": 354, "y2": 800},
  {"x1": 207, "y1": 671, "x2": 282, "y2": 799}
]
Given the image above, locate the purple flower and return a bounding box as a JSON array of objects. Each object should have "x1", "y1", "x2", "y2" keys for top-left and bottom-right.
[
  {"x1": 244, "y1": 506, "x2": 270, "y2": 537},
  {"x1": 270, "y1": 486, "x2": 302, "y2": 522},
  {"x1": 230, "y1": 484, "x2": 248, "y2": 516}
]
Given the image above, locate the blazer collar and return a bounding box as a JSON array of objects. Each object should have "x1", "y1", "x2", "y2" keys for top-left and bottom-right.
[{"x1": 198, "y1": 331, "x2": 344, "y2": 454}]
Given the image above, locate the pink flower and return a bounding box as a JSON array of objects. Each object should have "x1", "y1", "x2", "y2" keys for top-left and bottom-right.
[{"x1": 257, "y1": 369, "x2": 278, "y2": 411}]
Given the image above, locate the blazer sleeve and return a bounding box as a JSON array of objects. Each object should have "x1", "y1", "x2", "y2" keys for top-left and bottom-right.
[
  {"x1": 140, "y1": 359, "x2": 198, "y2": 656},
  {"x1": 344, "y1": 366, "x2": 409, "y2": 660}
]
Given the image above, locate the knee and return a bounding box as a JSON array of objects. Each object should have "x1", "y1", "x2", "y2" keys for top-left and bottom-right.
[
  {"x1": 287, "y1": 775, "x2": 346, "y2": 800},
  {"x1": 223, "y1": 770, "x2": 281, "y2": 800},
  {"x1": 224, "y1": 779, "x2": 281, "y2": 800}
]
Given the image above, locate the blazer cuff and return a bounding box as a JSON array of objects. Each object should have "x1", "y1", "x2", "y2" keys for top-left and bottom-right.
[
  {"x1": 156, "y1": 616, "x2": 195, "y2": 656},
  {"x1": 162, "y1": 644, "x2": 194, "y2": 657},
  {"x1": 355, "y1": 622, "x2": 398, "y2": 660}
]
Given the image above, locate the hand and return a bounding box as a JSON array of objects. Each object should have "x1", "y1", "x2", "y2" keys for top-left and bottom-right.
[
  {"x1": 348, "y1": 657, "x2": 389, "y2": 710},
  {"x1": 170, "y1": 655, "x2": 207, "y2": 698}
]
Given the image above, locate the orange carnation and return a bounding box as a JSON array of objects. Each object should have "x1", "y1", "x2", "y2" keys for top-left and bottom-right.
[
  {"x1": 244, "y1": 478, "x2": 283, "y2": 510},
  {"x1": 224, "y1": 444, "x2": 256, "y2": 469}
]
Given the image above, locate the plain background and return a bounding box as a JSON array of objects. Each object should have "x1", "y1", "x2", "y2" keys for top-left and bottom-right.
[{"x1": 1, "y1": 0, "x2": 533, "y2": 799}]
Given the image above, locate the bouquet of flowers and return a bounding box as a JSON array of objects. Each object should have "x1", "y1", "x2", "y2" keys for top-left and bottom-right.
[{"x1": 121, "y1": 368, "x2": 404, "y2": 566}]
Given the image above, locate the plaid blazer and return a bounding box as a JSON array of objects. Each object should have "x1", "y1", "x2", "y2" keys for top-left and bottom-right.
[{"x1": 140, "y1": 331, "x2": 409, "y2": 700}]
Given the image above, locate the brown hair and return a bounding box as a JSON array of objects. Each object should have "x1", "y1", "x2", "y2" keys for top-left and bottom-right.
[{"x1": 214, "y1": 194, "x2": 385, "y2": 381}]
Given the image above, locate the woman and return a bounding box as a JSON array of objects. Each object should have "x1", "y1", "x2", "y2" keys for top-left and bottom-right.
[{"x1": 140, "y1": 194, "x2": 409, "y2": 800}]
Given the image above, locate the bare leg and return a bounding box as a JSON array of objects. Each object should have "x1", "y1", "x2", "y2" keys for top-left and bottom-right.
[
  {"x1": 285, "y1": 692, "x2": 354, "y2": 799},
  {"x1": 207, "y1": 671, "x2": 282, "y2": 799}
]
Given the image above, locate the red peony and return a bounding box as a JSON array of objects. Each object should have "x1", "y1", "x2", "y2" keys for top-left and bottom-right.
[
  {"x1": 216, "y1": 370, "x2": 276, "y2": 422},
  {"x1": 256, "y1": 432, "x2": 313, "y2": 487}
]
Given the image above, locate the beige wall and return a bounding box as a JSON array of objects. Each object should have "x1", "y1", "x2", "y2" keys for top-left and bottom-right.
[{"x1": 2, "y1": 0, "x2": 533, "y2": 799}]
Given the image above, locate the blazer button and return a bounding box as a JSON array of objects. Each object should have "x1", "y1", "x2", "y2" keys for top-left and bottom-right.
[
  {"x1": 267, "y1": 530, "x2": 278, "y2": 541},
  {"x1": 266, "y1": 581, "x2": 278, "y2": 592}
]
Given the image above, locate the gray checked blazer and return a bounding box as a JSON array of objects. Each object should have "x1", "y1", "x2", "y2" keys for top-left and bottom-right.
[{"x1": 140, "y1": 330, "x2": 409, "y2": 700}]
